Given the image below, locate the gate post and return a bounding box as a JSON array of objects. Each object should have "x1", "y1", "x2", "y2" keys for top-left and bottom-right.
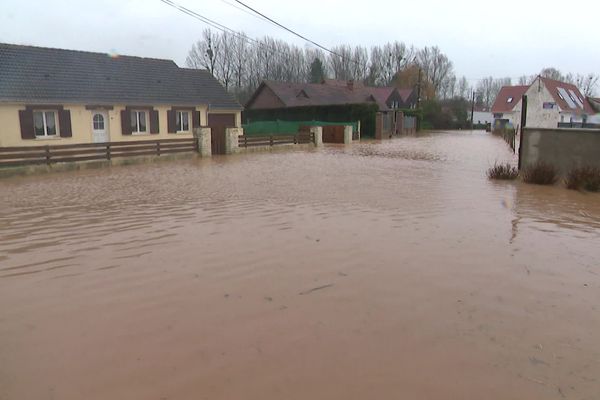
[
  {"x1": 194, "y1": 127, "x2": 212, "y2": 157},
  {"x1": 343, "y1": 125, "x2": 353, "y2": 144},
  {"x1": 225, "y1": 127, "x2": 243, "y2": 154},
  {"x1": 310, "y1": 126, "x2": 323, "y2": 147}
]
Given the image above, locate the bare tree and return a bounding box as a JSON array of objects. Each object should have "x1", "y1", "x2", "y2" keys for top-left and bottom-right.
[
  {"x1": 185, "y1": 29, "x2": 219, "y2": 75},
  {"x1": 576, "y1": 73, "x2": 599, "y2": 97},
  {"x1": 416, "y1": 46, "x2": 453, "y2": 98},
  {"x1": 540, "y1": 67, "x2": 564, "y2": 81},
  {"x1": 457, "y1": 76, "x2": 470, "y2": 99}
]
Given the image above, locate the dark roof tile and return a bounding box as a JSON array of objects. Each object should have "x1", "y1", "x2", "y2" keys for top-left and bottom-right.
[{"x1": 0, "y1": 43, "x2": 241, "y2": 109}]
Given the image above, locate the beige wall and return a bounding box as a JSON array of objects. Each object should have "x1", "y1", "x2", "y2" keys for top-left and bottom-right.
[
  {"x1": 0, "y1": 103, "x2": 241, "y2": 147},
  {"x1": 525, "y1": 78, "x2": 560, "y2": 128},
  {"x1": 521, "y1": 127, "x2": 600, "y2": 174}
]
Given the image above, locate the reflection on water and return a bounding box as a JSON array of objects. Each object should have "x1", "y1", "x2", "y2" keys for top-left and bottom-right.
[{"x1": 0, "y1": 131, "x2": 599, "y2": 400}]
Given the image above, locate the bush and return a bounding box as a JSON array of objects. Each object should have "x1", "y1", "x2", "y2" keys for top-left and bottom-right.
[
  {"x1": 565, "y1": 166, "x2": 600, "y2": 192},
  {"x1": 522, "y1": 162, "x2": 558, "y2": 185},
  {"x1": 487, "y1": 163, "x2": 519, "y2": 180}
]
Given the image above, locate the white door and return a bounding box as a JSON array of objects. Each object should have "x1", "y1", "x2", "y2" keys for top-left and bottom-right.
[{"x1": 92, "y1": 111, "x2": 109, "y2": 143}]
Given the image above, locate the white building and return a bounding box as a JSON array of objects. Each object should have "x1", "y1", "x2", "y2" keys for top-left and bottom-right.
[
  {"x1": 491, "y1": 85, "x2": 529, "y2": 130},
  {"x1": 491, "y1": 77, "x2": 594, "y2": 130},
  {"x1": 469, "y1": 106, "x2": 493, "y2": 125},
  {"x1": 524, "y1": 76, "x2": 594, "y2": 128}
]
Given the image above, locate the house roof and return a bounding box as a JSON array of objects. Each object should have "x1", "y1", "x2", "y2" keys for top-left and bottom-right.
[
  {"x1": 491, "y1": 85, "x2": 528, "y2": 113},
  {"x1": 245, "y1": 80, "x2": 412, "y2": 111},
  {"x1": 396, "y1": 88, "x2": 415, "y2": 102},
  {"x1": 539, "y1": 76, "x2": 594, "y2": 114},
  {"x1": 588, "y1": 97, "x2": 600, "y2": 112},
  {"x1": 0, "y1": 43, "x2": 241, "y2": 109},
  {"x1": 368, "y1": 87, "x2": 395, "y2": 108},
  {"x1": 248, "y1": 80, "x2": 390, "y2": 110}
]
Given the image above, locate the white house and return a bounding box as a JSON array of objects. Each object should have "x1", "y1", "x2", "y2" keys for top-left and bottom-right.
[
  {"x1": 491, "y1": 85, "x2": 529, "y2": 130},
  {"x1": 524, "y1": 76, "x2": 594, "y2": 128},
  {"x1": 491, "y1": 77, "x2": 594, "y2": 130},
  {"x1": 469, "y1": 106, "x2": 493, "y2": 125}
]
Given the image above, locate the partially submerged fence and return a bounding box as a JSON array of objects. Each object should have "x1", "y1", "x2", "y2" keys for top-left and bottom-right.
[
  {"x1": 243, "y1": 120, "x2": 358, "y2": 136},
  {"x1": 558, "y1": 122, "x2": 600, "y2": 129},
  {"x1": 0, "y1": 138, "x2": 197, "y2": 167},
  {"x1": 502, "y1": 128, "x2": 517, "y2": 153},
  {"x1": 238, "y1": 132, "x2": 314, "y2": 148}
]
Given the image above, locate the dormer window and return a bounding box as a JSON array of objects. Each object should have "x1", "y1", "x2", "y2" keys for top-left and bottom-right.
[{"x1": 507, "y1": 97, "x2": 513, "y2": 103}]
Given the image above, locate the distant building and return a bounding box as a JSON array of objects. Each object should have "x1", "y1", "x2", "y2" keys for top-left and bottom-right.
[
  {"x1": 245, "y1": 79, "x2": 418, "y2": 137},
  {"x1": 469, "y1": 105, "x2": 493, "y2": 125},
  {"x1": 525, "y1": 76, "x2": 594, "y2": 128},
  {"x1": 246, "y1": 79, "x2": 417, "y2": 111},
  {"x1": 490, "y1": 85, "x2": 529, "y2": 130},
  {"x1": 491, "y1": 77, "x2": 594, "y2": 130}
]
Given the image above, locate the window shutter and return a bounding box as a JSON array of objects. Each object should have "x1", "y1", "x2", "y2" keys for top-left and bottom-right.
[
  {"x1": 19, "y1": 109, "x2": 35, "y2": 139},
  {"x1": 121, "y1": 110, "x2": 132, "y2": 135},
  {"x1": 58, "y1": 109, "x2": 72, "y2": 137},
  {"x1": 193, "y1": 111, "x2": 201, "y2": 128},
  {"x1": 149, "y1": 110, "x2": 159, "y2": 134},
  {"x1": 167, "y1": 110, "x2": 176, "y2": 133}
]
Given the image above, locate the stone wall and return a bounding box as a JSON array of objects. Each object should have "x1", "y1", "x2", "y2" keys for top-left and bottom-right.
[{"x1": 520, "y1": 127, "x2": 600, "y2": 174}]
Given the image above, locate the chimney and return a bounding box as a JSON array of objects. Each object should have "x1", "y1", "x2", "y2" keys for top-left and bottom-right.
[{"x1": 347, "y1": 80, "x2": 354, "y2": 90}]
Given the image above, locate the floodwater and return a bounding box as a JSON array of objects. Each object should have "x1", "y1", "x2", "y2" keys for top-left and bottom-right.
[{"x1": 0, "y1": 131, "x2": 599, "y2": 400}]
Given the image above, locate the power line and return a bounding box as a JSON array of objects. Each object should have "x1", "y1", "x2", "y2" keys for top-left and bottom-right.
[
  {"x1": 160, "y1": 0, "x2": 361, "y2": 67},
  {"x1": 159, "y1": 0, "x2": 258, "y2": 45},
  {"x1": 229, "y1": 0, "x2": 346, "y2": 60},
  {"x1": 218, "y1": 0, "x2": 278, "y2": 28}
]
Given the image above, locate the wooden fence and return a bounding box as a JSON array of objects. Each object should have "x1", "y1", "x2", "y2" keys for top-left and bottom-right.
[
  {"x1": 502, "y1": 128, "x2": 517, "y2": 153},
  {"x1": 0, "y1": 138, "x2": 198, "y2": 167},
  {"x1": 238, "y1": 132, "x2": 314, "y2": 148}
]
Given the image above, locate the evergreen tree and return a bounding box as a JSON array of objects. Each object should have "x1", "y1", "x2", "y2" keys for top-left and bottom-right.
[{"x1": 309, "y1": 58, "x2": 325, "y2": 83}]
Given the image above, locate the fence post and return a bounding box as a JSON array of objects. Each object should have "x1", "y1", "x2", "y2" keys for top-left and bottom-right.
[
  {"x1": 244, "y1": 136, "x2": 248, "y2": 148},
  {"x1": 270, "y1": 135, "x2": 273, "y2": 147},
  {"x1": 518, "y1": 95, "x2": 527, "y2": 170},
  {"x1": 156, "y1": 140, "x2": 160, "y2": 156},
  {"x1": 45, "y1": 146, "x2": 51, "y2": 165},
  {"x1": 294, "y1": 134, "x2": 298, "y2": 144},
  {"x1": 106, "y1": 144, "x2": 111, "y2": 160}
]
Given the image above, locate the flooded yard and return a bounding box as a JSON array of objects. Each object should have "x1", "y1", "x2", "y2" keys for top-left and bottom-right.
[{"x1": 1, "y1": 131, "x2": 599, "y2": 400}]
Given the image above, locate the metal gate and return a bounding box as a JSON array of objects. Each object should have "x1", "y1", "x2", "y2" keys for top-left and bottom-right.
[
  {"x1": 208, "y1": 113, "x2": 236, "y2": 155},
  {"x1": 322, "y1": 125, "x2": 345, "y2": 143},
  {"x1": 210, "y1": 125, "x2": 226, "y2": 155}
]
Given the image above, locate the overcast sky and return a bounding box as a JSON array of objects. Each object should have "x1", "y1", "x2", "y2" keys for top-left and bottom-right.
[{"x1": 2, "y1": 0, "x2": 599, "y2": 85}]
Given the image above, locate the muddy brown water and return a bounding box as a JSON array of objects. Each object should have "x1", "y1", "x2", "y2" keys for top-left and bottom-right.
[{"x1": 0, "y1": 131, "x2": 599, "y2": 400}]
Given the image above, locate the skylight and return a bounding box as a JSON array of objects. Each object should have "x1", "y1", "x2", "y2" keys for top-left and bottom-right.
[{"x1": 507, "y1": 97, "x2": 513, "y2": 103}]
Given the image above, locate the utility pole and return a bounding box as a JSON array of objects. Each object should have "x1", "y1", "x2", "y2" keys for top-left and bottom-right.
[
  {"x1": 470, "y1": 90, "x2": 475, "y2": 130},
  {"x1": 416, "y1": 67, "x2": 422, "y2": 131}
]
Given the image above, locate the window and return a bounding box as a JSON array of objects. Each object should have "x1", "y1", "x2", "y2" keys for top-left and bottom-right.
[
  {"x1": 176, "y1": 111, "x2": 190, "y2": 132},
  {"x1": 130, "y1": 110, "x2": 147, "y2": 133},
  {"x1": 33, "y1": 111, "x2": 58, "y2": 137},
  {"x1": 93, "y1": 113, "x2": 104, "y2": 130},
  {"x1": 557, "y1": 90, "x2": 565, "y2": 100},
  {"x1": 507, "y1": 97, "x2": 513, "y2": 103}
]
